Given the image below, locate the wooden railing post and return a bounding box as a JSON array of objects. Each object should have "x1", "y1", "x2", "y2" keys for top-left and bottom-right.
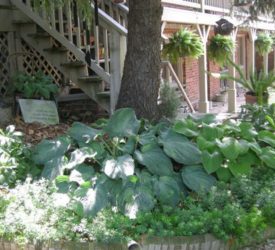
[{"x1": 109, "y1": 30, "x2": 126, "y2": 113}]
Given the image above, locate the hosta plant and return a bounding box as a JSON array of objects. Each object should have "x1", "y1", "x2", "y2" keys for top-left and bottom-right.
[{"x1": 163, "y1": 29, "x2": 204, "y2": 62}]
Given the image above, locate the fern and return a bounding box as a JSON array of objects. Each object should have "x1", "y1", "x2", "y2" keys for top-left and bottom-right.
[
  {"x1": 208, "y1": 34, "x2": 234, "y2": 66},
  {"x1": 163, "y1": 29, "x2": 204, "y2": 63},
  {"x1": 255, "y1": 33, "x2": 273, "y2": 56}
]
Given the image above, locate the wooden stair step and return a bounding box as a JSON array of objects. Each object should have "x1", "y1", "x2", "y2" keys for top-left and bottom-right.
[
  {"x1": 61, "y1": 61, "x2": 86, "y2": 68},
  {"x1": 97, "y1": 91, "x2": 110, "y2": 98},
  {"x1": 28, "y1": 32, "x2": 51, "y2": 38},
  {"x1": 12, "y1": 20, "x2": 33, "y2": 25},
  {"x1": 56, "y1": 93, "x2": 90, "y2": 103},
  {"x1": 44, "y1": 47, "x2": 68, "y2": 53},
  {"x1": 78, "y1": 76, "x2": 102, "y2": 83}
]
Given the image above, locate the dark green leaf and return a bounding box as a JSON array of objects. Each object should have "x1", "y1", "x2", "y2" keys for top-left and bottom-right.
[{"x1": 202, "y1": 151, "x2": 223, "y2": 174}]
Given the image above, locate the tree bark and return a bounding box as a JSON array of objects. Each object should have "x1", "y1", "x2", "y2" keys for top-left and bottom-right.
[{"x1": 116, "y1": 0, "x2": 163, "y2": 120}]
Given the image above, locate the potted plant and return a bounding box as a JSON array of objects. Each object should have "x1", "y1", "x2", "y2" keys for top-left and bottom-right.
[
  {"x1": 219, "y1": 58, "x2": 275, "y2": 105},
  {"x1": 208, "y1": 34, "x2": 235, "y2": 66},
  {"x1": 255, "y1": 33, "x2": 273, "y2": 56},
  {"x1": 162, "y1": 28, "x2": 204, "y2": 63},
  {"x1": 12, "y1": 71, "x2": 59, "y2": 100},
  {"x1": 12, "y1": 71, "x2": 60, "y2": 125}
]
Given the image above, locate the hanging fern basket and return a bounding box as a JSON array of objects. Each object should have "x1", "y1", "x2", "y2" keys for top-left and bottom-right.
[
  {"x1": 208, "y1": 34, "x2": 234, "y2": 66},
  {"x1": 163, "y1": 29, "x2": 204, "y2": 63},
  {"x1": 255, "y1": 33, "x2": 273, "y2": 56}
]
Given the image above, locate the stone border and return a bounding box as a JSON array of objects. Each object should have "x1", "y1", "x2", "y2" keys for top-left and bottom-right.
[{"x1": 1, "y1": 228, "x2": 275, "y2": 250}]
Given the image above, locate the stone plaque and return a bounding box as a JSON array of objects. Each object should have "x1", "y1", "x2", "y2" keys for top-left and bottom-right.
[{"x1": 19, "y1": 99, "x2": 59, "y2": 125}]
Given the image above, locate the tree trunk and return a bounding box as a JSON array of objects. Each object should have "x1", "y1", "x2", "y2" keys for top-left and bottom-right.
[{"x1": 116, "y1": 0, "x2": 163, "y2": 120}]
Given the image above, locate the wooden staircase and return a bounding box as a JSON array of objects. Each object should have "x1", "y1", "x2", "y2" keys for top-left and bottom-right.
[{"x1": 10, "y1": 0, "x2": 128, "y2": 113}]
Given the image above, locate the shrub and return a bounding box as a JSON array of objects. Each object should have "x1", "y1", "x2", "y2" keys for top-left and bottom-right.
[{"x1": 158, "y1": 83, "x2": 181, "y2": 120}]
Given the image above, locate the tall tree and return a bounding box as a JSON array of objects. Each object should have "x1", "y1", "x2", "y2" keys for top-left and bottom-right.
[{"x1": 116, "y1": 0, "x2": 163, "y2": 120}]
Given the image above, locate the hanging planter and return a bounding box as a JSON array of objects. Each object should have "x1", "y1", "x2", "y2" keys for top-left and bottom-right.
[
  {"x1": 255, "y1": 33, "x2": 273, "y2": 56},
  {"x1": 162, "y1": 29, "x2": 204, "y2": 63},
  {"x1": 208, "y1": 34, "x2": 234, "y2": 66},
  {"x1": 214, "y1": 18, "x2": 234, "y2": 36}
]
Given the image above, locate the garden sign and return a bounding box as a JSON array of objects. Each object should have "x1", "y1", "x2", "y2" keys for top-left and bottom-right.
[{"x1": 19, "y1": 99, "x2": 59, "y2": 125}]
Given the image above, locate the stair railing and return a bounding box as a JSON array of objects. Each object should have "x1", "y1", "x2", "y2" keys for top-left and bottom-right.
[{"x1": 12, "y1": 0, "x2": 128, "y2": 113}]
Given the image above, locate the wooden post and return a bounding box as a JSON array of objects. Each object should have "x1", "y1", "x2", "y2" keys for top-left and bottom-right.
[
  {"x1": 197, "y1": 24, "x2": 211, "y2": 113},
  {"x1": 109, "y1": 31, "x2": 126, "y2": 113},
  {"x1": 66, "y1": 2, "x2": 73, "y2": 43},
  {"x1": 228, "y1": 28, "x2": 238, "y2": 113},
  {"x1": 247, "y1": 28, "x2": 256, "y2": 75},
  {"x1": 263, "y1": 53, "x2": 268, "y2": 75},
  {"x1": 201, "y1": 0, "x2": 205, "y2": 13},
  {"x1": 58, "y1": 7, "x2": 64, "y2": 36}
]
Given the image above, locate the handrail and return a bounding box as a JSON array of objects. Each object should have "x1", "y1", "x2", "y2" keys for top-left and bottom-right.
[{"x1": 162, "y1": 61, "x2": 195, "y2": 113}]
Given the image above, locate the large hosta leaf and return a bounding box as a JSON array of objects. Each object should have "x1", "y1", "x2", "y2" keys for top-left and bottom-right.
[
  {"x1": 201, "y1": 124, "x2": 224, "y2": 141},
  {"x1": 41, "y1": 156, "x2": 68, "y2": 181},
  {"x1": 181, "y1": 165, "x2": 216, "y2": 193},
  {"x1": 239, "y1": 122, "x2": 258, "y2": 141},
  {"x1": 202, "y1": 151, "x2": 223, "y2": 174},
  {"x1": 104, "y1": 108, "x2": 140, "y2": 138},
  {"x1": 159, "y1": 129, "x2": 201, "y2": 165},
  {"x1": 258, "y1": 131, "x2": 275, "y2": 147},
  {"x1": 80, "y1": 187, "x2": 109, "y2": 218},
  {"x1": 33, "y1": 136, "x2": 71, "y2": 165},
  {"x1": 197, "y1": 136, "x2": 217, "y2": 152},
  {"x1": 68, "y1": 122, "x2": 100, "y2": 144},
  {"x1": 228, "y1": 160, "x2": 252, "y2": 177},
  {"x1": 173, "y1": 119, "x2": 199, "y2": 138},
  {"x1": 217, "y1": 137, "x2": 243, "y2": 161},
  {"x1": 66, "y1": 147, "x2": 97, "y2": 170},
  {"x1": 119, "y1": 183, "x2": 155, "y2": 219},
  {"x1": 70, "y1": 164, "x2": 95, "y2": 184},
  {"x1": 134, "y1": 145, "x2": 173, "y2": 176},
  {"x1": 216, "y1": 167, "x2": 232, "y2": 182},
  {"x1": 154, "y1": 176, "x2": 180, "y2": 207},
  {"x1": 102, "y1": 155, "x2": 135, "y2": 179},
  {"x1": 260, "y1": 147, "x2": 275, "y2": 169}
]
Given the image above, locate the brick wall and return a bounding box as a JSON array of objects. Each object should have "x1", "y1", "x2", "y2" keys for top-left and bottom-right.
[{"x1": 184, "y1": 57, "x2": 200, "y2": 107}]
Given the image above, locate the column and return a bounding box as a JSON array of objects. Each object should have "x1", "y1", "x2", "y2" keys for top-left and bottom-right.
[
  {"x1": 228, "y1": 28, "x2": 238, "y2": 113},
  {"x1": 247, "y1": 28, "x2": 256, "y2": 75},
  {"x1": 197, "y1": 24, "x2": 211, "y2": 113}
]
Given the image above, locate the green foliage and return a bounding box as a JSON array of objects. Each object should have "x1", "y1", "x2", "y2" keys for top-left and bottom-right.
[
  {"x1": 158, "y1": 83, "x2": 181, "y2": 120},
  {"x1": 255, "y1": 33, "x2": 273, "y2": 56},
  {"x1": 12, "y1": 71, "x2": 59, "y2": 100},
  {"x1": 208, "y1": 34, "x2": 234, "y2": 66},
  {"x1": 218, "y1": 58, "x2": 275, "y2": 105},
  {"x1": 163, "y1": 29, "x2": 204, "y2": 62},
  {"x1": 0, "y1": 126, "x2": 33, "y2": 187}
]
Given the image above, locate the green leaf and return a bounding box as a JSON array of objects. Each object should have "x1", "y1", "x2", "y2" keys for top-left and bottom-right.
[
  {"x1": 238, "y1": 140, "x2": 250, "y2": 155},
  {"x1": 69, "y1": 122, "x2": 100, "y2": 144},
  {"x1": 119, "y1": 183, "x2": 155, "y2": 219},
  {"x1": 41, "y1": 156, "x2": 67, "y2": 181},
  {"x1": 139, "y1": 130, "x2": 157, "y2": 145},
  {"x1": 258, "y1": 130, "x2": 275, "y2": 147},
  {"x1": 216, "y1": 167, "x2": 232, "y2": 182},
  {"x1": 154, "y1": 176, "x2": 180, "y2": 207},
  {"x1": 239, "y1": 122, "x2": 258, "y2": 141},
  {"x1": 202, "y1": 151, "x2": 223, "y2": 174},
  {"x1": 181, "y1": 165, "x2": 216, "y2": 193},
  {"x1": 228, "y1": 160, "x2": 252, "y2": 177},
  {"x1": 201, "y1": 124, "x2": 224, "y2": 141},
  {"x1": 104, "y1": 108, "x2": 140, "y2": 138},
  {"x1": 260, "y1": 147, "x2": 275, "y2": 169},
  {"x1": 70, "y1": 164, "x2": 95, "y2": 184},
  {"x1": 32, "y1": 136, "x2": 71, "y2": 165},
  {"x1": 70, "y1": 201, "x2": 84, "y2": 217},
  {"x1": 249, "y1": 142, "x2": 262, "y2": 155},
  {"x1": 217, "y1": 137, "x2": 242, "y2": 161},
  {"x1": 121, "y1": 136, "x2": 137, "y2": 154},
  {"x1": 160, "y1": 129, "x2": 201, "y2": 165},
  {"x1": 173, "y1": 119, "x2": 199, "y2": 138},
  {"x1": 134, "y1": 145, "x2": 174, "y2": 176},
  {"x1": 197, "y1": 136, "x2": 217, "y2": 151},
  {"x1": 102, "y1": 155, "x2": 135, "y2": 179},
  {"x1": 81, "y1": 187, "x2": 109, "y2": 218},
  {"x1": 66, "y1": 147, "x2": 97, "y2": 170}
]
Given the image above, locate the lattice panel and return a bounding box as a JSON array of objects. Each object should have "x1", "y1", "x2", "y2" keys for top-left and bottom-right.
[
  {"x1": 21, "y1": 39, "x2": 64, "y2": 86},
  {"x1": 0, "y1": 33, "x2": 10, "y2": 96}
]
